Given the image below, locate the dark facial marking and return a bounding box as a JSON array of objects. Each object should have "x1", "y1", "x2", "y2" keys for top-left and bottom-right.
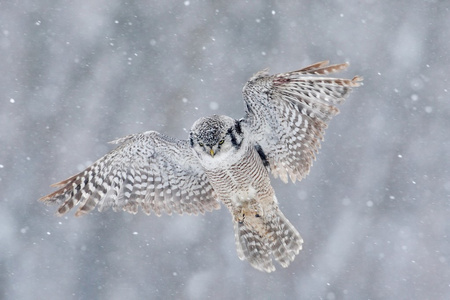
[
  {"x1": 189, "y1": 132, "x2": 194, "y2": 147},
  {"x1": 234, "y1": 120, "x2": 242, "y2": 135},
  {"x1": 255, "y1": 144, "x2": 269, "y2": 167},
  {"x1": 227, "y1": 127, "x2": 242, "y2": 149}
]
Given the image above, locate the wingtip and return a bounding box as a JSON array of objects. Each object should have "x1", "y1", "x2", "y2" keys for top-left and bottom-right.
[
  {"x1": 50, "y1": 182, "x2": 63, "y2": 188},
  {"x1": 38, "y1": 191, "x2": 56, "y2": 203},
  {"x1": 74, "y1": 209, "x2": 88, "y2": 217},
  {"x1": 308, "y1": 60, "x2": 330, "y2": 69},
  {"x1": 38, "y1": 195, "x2": 48, "y2": 202},
  {"x1": 328, "y1": 62, "x2": 350, "y2": 73},
  {"x1": 293, "y1": 61, "x2": 350, "y2": 75},
  {"x1": 351, "y1": 75, "x2": 364, "y2": 86}
]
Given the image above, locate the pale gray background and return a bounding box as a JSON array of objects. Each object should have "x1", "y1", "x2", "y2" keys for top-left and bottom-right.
[{"x1": 1, "y1": 1, "x2": 449, "y2": 299}]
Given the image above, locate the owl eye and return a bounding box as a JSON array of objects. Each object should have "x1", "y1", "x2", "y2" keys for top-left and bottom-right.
[
  {"x1": 198, "y1": 142, "x2": 204, "y2": 147},
  {"x1": 218, "y1": 140, "x2": 225, "y2": 145}
]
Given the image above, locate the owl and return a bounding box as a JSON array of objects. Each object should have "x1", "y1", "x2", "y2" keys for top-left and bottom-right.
[{"x1": 40, "y1": 61, "x2": 362, "y2": 272}]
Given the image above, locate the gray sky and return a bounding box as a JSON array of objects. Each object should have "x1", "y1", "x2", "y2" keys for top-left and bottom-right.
[{"x1": 1, "y1": 1, "x2": 449, "y2": 299}]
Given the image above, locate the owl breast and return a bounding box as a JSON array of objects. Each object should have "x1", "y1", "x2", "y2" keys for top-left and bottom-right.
[{"x1": 203, "y1": 145, "x2": 274, "y2": 208}]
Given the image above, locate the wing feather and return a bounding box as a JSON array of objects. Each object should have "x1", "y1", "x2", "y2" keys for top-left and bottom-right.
[
  {"x1": 39, "y1": 131, "x2": 220, "y2": 216},
  {"x1": 242, "y1": 61, "x2": 362, "y2": 183}
]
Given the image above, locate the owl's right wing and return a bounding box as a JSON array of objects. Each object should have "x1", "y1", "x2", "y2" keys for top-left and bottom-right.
[
  {"x1": 40, "y1": 131, "x2": 220, "y2": 217},
  {"x1": 242, "y1": 61, "x2": 362, "y2": 183}
]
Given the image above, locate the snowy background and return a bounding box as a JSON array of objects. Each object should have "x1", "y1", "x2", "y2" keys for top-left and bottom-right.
[{"x1": 1, "y1": 1, "x2": 449, "y2": 299}]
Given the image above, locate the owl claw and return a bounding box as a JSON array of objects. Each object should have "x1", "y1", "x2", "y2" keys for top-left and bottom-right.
[
  {"x1": 234, "y1": 206, "x2": 246, "y2": 224},
  {"x1": 237, "y1": 212, "x2": 245, "y2": 224}
]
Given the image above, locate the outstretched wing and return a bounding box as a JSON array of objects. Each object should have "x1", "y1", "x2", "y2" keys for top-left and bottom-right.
[
  {"x1": 40, "y1": 131, "x2": 220, "y2": 216},
  {"x1": 242, "y1": 61, "x2": 362, "y2": 183}
]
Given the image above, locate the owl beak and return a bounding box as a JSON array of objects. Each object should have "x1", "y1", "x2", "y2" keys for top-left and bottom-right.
[{"x1": 210, "y1": 149, "x2": 215, "y2": 157}]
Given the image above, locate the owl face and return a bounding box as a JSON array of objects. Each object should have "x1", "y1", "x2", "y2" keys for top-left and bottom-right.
[{"x1": 190, "y1": 115, "x2": 244, "y2": 162}]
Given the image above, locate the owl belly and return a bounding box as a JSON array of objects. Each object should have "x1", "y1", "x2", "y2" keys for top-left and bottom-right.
[{"x1": 205, "y1": 147, "x2": 274, "y2": 210}]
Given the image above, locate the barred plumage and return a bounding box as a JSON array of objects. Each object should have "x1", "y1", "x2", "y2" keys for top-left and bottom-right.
[
  {"x1": 40, "y1": 61, "x2": 362, "y2": 272},
  {"x1": 41, "y1": 132, "x2": 219, "y2": 217}
]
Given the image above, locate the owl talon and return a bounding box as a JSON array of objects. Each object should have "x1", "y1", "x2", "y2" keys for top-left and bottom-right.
[
  {"x1": 234, "y1": 207, "x2": 246, "y2": 224},
  {"x1": 238, "y1": 213, "x2": 245, "y2": 224}
]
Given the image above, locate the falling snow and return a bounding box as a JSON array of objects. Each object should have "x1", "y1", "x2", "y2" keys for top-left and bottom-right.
[{"x1": 1, "y1": 1, "x2": 449, "y2": 300}]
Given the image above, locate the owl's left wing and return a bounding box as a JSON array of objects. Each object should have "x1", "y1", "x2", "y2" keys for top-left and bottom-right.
[
  {"x1": 40, "y1": 131, "x2": 220, "y2": 217},
  {"x1": 242, "y1": 61, "x2": 362, "y2": 183}
]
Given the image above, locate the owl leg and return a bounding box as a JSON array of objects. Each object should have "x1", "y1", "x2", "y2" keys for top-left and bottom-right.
[
  {"x1": 232, "y1": 206, "x2": 245, "y2": 224},
  {"x1": 232, "y1": 200, "x2": 263, "y2": 224}
]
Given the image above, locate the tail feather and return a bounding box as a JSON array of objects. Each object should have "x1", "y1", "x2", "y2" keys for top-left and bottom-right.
[
  {"x1": 268, "y1": 209, "x2": 303, "y2": 268},
  {"x1": 233, "y1": 208, "x2": 303, "y2": 272},
  {"x1": 234, "y1": 221, "x2": 275, "y2": 272}
]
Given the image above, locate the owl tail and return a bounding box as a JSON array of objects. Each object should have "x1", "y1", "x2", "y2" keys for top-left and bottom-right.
[{"x1": 233, "y1": 208, "x2": 303, "y2": 272}]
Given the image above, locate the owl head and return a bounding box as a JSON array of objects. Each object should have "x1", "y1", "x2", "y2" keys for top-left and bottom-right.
[{"x1": 190, "y1": 115, "x2": 244, "y2": 161}]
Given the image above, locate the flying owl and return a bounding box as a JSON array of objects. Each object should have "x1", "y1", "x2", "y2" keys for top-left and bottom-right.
[{"x1": 40, "y1": 61, "x2": 362, "y2": 272}]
